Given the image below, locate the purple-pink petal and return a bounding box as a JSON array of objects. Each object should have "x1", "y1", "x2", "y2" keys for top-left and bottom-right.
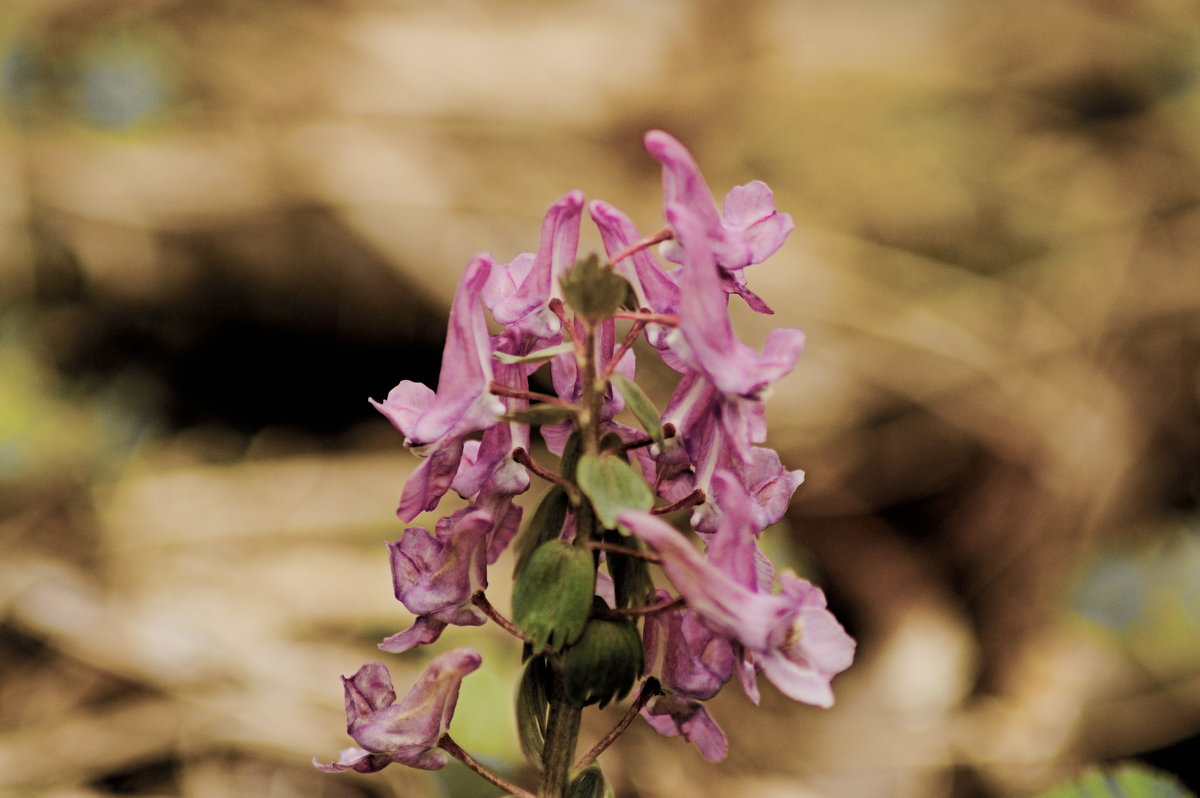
[
  {"x1": 315, "y1": 649, "x2": 482, "y2": 772},
  {"x1": 641, "y1": 695, "x2": 728, "y2": 762},
  {"x1": 482, "y1": 191, "x2": 584, "y2": 335},
  {"x1": 388, "y1": 507, "x2": 491, "y2": 619}
]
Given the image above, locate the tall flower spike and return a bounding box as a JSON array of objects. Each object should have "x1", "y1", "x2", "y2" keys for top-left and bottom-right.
[
  {"x1": 371, "y1": 256, "x2": 504, "y2": 521},
  {"x1": 314, "y1": 649, "x2": 482, "y2": 773}
]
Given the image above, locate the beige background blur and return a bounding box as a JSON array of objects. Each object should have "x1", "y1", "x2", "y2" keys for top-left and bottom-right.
[{"x1": 3, "y1": 2, "x2": 1200, "y2": 797}]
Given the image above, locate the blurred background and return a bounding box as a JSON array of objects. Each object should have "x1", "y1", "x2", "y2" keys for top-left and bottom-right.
[{"x1": 2, "y1": 1, "x2": 1200, "y2": 796}]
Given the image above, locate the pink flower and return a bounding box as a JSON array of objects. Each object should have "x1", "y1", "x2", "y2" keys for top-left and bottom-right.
[
  {"x1": 371, "y1": 257, "x2": 503, "y2": 521},
  {"x1": 644, "y1": 130, "x2": 794, "y2": 313},
  {"x1": 618, "y1": 474, "x2": 855, "y2": 708}
]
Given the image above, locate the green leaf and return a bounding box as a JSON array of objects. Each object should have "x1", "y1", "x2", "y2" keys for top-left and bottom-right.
[
  {"x1": 610, "y1": 373, "x2": 665, "y2": 445},
  {"x1": 567, "y1": 764, "x2": 613, "y2": 798},
  {"x1": 559, "y1": 253, "x2": 635, "y2": 324},
  {"x1": 1034, "y1": 764, "x2": 1196, "y2": 798},
  {"x1": 576, "y1": 453, "x2": 654, "y2": 529},
  {"x1": 493, "y1": 342, "x2": 576, "y2": 365},
  {"x1": 513, "y1": 485, "x2": 570, "y2": 578},
  {"x1": 515, "y1": 655, "x2": 553, "y2": 765},
  {"x1": 512, "y1": 540, "x2": 595, "y2": 651},
  {"x1": 501, "y1": 404, "x2": 578, "y2": 426}
]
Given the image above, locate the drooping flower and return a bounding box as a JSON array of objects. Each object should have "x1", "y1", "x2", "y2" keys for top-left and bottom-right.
[
  {"x1": 640, "y1": 693, "x2": 728, "y2": 762},
  {"x1": 379, "y1": 507, "x2": 492, "y2": 654},
  {"x1": 371, "y1": 257, "x2": 504, "y2": 521},
  {"x1": 314, "y1": 649, "x2": 482, "y2": 773},
  {"x1": 644, "y1": 129, "x2": 794, "y2": 312},
  {"x1": 638, "y1": 589, "x2": 734, "y2": 760}
]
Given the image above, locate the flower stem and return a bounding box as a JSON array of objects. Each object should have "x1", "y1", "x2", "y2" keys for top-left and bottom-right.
[
  {"x1": 651, "y1": 488, "x2": 706, "y2": 515},
  {"x1": 608, "y1": 227, "x2": 673, "y2": 264},
  {"x1": 472, "y1": 592, "x2": 528, "y2": 641},
  {"x1": 439, "y1": 734, "x2": 535, "y2": 798},
  {"x1": 584, "y1": 540, "x2": 661, "y2": 563},
  {"x1": 538, "y1": 675, "x2": 583, "y2": 798},
  {"x1": 513, "y1": 448, "x2": 581, "y2": 500}
]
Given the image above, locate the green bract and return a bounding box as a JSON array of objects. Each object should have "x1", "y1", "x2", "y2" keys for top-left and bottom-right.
[
  {"x1": 576, "y1": 453, "x2": 654, "y2": 529},
  {"x1": 567, "y1": 764, "x2": 613, "y2": 798},
  {"x1": 559, "y1": 253, "x2": 635, "y2": 324},
  {"x1": 512, "y1": 539, "x2": 595, "y2": 652},
  {"x1": 563, "y1": 608, "x2": 644, "y2": 708},
  {"x1": 515, "y1": 655, "x2": 553, "y2": 762},
  {"x1": 513, "y1": 485, "x2": 570, "y2": 578}
]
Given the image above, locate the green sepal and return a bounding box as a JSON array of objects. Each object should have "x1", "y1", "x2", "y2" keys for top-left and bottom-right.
[
  {"x1": 610, "y1": 373, "x2": 665, "y2": 445},
  {"x1": 567, "y1": 764, "x2": 613, "y2": 798},
  {"x1": 501, "y1": 404, "x2": 578, "y2": 426},
  {"x1": 515, "y1": 655, "x2": 553, "y2": 765},
  {"x1": 513, "y1": 485, "x2": 570, "y2": 578},
  {"x1": 559, "y1": 254, "x2": 635, "y2": 324},
  {"x1": 562, "y1": 602, "x2": 644, "y2": 708},
  {"x1": 604, "y1": 527, "x2": 654, "y2": 609},
  {"x1": 493, "y1": 342, "x2": 576, "y2": 365},
  {"x1": 512, "y1": 540, "x2": 595, "y2": 652},
  {"x1": 576, "y1": 453, "x2": 654, "y2": 529}
]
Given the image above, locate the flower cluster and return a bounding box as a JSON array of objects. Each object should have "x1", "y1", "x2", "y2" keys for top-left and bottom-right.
[{"x1": 317, "y1": 131, "x2": 855, "y2": 796}]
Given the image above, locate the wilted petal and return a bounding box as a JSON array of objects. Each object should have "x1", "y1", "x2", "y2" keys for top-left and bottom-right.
[
  {"x1": 645, "y1": 600, "x2": 735, "y2": 701},
  {"x1": 378, "y1": 616, "x2": 447, "y2": 654},
  {"x1": 313, "y1": 746, "x2": 392, "y2": 774},
  {"x1": 396, "y1": 438, "x2": 467, "y2": 521},
  {"x1": 388, "y1": 507, "x2": 491, "y2": 619},
  {"x1": 641, "y1": 695, "x2": 728, "y2": 762},
  {"x1": 316, "y1": 649, "x2": 483, "y2": 773}
]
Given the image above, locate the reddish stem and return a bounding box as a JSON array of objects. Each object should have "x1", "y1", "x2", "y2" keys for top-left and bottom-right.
[
  {"x1": 651, "y1": 488, "x2": 706, "y2": 516},
  {"x1": 613, "y1": 310, "x2": 679, "y2": 326},
  {"x1": 608, "y1": 227, "x2": 674, "y2": 264},
  {"x1": 490, "y1": 381, "x2": 574, "y2": 406},
  {"x1": 439, "y1": 734, "x2": 534, "y2": 798},
  {"x1": 572, "y1": 680, "x2": 661, "y2": 770},
  {"x1": 602, "y1": 319, "x2": 647, "y2": 381},
  {"x1": 585, "y1": 540, "x2": 661, "y2": 563},
  {"x1": 472, "y1": 592, "x2": 527, "y2": 641}
]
